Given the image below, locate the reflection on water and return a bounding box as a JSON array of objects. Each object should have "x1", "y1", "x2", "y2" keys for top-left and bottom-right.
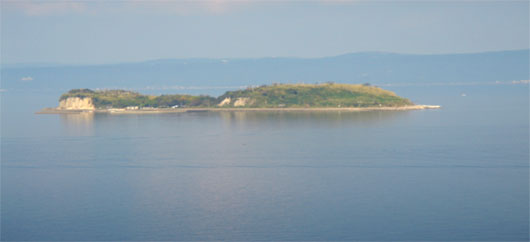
[
  {"x1": 217, "y1": 110, "x2": 410, "y2": 127},
  {"x1": 60, "y1": 113, "x2": 94, "y2": 136},
  {"x1": 59, "y1": 111, "x2": 411, "y2": 136}
]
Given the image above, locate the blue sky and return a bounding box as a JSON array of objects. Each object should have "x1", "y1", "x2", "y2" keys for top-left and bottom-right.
[{"x1": 1, "y1": 0, "x2": 529, "y2": 64}]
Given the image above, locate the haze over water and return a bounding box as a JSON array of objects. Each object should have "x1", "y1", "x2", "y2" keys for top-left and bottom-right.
[{"x1": 1, "y1": 84, "x2": 528, "y2": 240}]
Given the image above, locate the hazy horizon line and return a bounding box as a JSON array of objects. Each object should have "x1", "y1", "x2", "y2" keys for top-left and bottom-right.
[{"x1": 3, "y1": 48, "x2": 528, "y2": 68}]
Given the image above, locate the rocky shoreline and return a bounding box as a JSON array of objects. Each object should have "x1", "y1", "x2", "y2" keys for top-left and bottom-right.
[{"x1": 36, "y1": 105, "x2": 441, "y2": 114}]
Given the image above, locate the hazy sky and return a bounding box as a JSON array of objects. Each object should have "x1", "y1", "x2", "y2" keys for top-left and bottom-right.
[{"x1": 1, "y1": 0, "x2": 529, "y2": 64}]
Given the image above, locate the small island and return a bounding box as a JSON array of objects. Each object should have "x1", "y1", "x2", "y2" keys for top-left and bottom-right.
[{"x1": 37, "y1": 83, "x2": 440, "y2": 114}]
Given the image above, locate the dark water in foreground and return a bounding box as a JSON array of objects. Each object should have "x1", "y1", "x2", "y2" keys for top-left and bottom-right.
[{"x1": 1, "y1": 85, "x2": 529, "y2": 240}]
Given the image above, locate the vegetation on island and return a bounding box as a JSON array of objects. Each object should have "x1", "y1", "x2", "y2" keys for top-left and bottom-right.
[
  {"x1": 60, "y1": 89, "x2": 216, "y2": 108},
  {"x1": 218, "y1": 83, "x2": 412, "y2": 108},
  {"x1": 59, "y1": 83, "x2": 413, "y2": 109}
]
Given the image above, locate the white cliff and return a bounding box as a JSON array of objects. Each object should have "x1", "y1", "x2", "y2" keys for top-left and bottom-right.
[
  {"x1": 233, "y1": 98, "x2": 250, "y2": 107},
  {"x1": 218, "y1": 97, "x2": 231, "y2": 106},
  {"x1": 58, "y1": 97, "x2": 95, "y2": 110}
]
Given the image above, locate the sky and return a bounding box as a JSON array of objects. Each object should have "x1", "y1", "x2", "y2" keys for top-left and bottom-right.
[{"x1": 1, "y1": 0, "x2": 529, "y2": 65}]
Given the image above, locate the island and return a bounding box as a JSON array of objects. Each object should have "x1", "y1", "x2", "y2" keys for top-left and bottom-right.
[{"x1": 37, "y1": 83, "x2": 440, "y2": 114}]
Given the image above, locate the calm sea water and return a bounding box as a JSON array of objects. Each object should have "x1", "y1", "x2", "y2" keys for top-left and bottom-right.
[{"x1": 1, "y1": 85, "x2": 528, "y2": 240}]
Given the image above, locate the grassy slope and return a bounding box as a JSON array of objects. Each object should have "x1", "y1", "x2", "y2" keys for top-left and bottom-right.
[
  {"x1": 60, "y1": 83, "x2": 413, "y2": 108},
  {"x1": 219, "y1": 83, "x2": 412, "y2": 107}
]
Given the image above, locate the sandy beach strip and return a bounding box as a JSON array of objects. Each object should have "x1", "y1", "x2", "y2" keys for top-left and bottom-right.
[{"x1": 36, "y1": 105, "x2": 441, "y2": 114}]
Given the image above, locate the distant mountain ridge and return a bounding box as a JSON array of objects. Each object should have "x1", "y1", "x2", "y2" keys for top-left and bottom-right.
[{"x1": 2, "y1": 49, "x2": 528, "y2": 92}]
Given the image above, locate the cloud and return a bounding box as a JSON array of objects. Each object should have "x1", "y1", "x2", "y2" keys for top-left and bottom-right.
[
  {"x1": 5, "y1": 1, "x2": 87, "y2": 16},
  {"x1": 5, "y1": 0, "x2": 254, "y2": 16},
  {"x1": 5, "y1": 0, "x2": 358, "y2": 17},
  {"x1": 124, "y1": 0, "x2": 254, "y2": 15},
  {"x1": 20, "y1": 76, "x2": 33, "y2": 81},
  {"x1": 319, "y1": 0, "x2": 358, "y2": 3}
]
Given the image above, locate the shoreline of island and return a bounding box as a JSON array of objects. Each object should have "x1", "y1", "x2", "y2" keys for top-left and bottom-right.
[
  {"x1": 38, "y1": 84, "x2": 442, "y2": 114},
  {"x1": 36, "y1": 105, "x2": 441, "y2": 114}
]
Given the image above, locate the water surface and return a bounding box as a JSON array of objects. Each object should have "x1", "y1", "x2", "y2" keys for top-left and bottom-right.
[{"x1": 1, "y1": 85, "x2": 528, "y2": 240}]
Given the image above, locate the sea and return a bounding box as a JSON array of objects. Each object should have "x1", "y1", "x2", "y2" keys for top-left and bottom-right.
[{"x1": 1, "y1": 84, "x2": 528, "y2": 241}]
